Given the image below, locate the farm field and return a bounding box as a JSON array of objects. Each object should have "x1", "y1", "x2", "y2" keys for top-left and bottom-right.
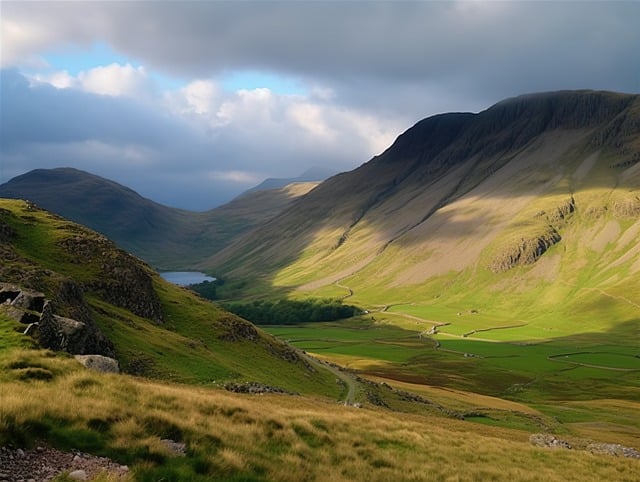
[{"x1": 263, "y1": 308, "x2": 640, "y2": 445}]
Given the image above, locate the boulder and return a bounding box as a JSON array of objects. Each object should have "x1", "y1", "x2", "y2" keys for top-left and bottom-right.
[
  {"x1": 37, "y1": 301, "x2": 115, "y2": 357},
  {"x1": 11, "y1": 290, "x2": 46, "y2": 312},
  {"x1": 529, "y1": 433, "x2": 571, "y2": 449},
  {"x1": 74, "y1": 355, "x2": 120, "y2": 373}
]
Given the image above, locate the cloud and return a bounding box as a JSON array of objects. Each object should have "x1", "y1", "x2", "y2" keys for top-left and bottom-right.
[
  {"x1": 2, "y1": 2, "x2": 639, "y2": 209},
  {"x1": 77, "y1": 63, "x2": 151, "y2": 97},
  {"x1": 3, "y1": 2, "x2": 639, "y2": 119},
  {"x1": 0, "y1": 69, "x2": 402, "y2": 210}
]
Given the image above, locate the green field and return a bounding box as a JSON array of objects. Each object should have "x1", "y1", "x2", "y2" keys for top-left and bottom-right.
[{"x1": 266, "y1": 315, "x2": 638, "y2": 394}]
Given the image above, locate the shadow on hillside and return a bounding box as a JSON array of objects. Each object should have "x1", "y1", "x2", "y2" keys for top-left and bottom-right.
[{"x1": 202, "y1": 92, "x2": 640, "y2": 294}]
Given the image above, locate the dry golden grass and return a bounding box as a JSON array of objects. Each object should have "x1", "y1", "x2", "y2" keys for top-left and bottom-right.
[
  {"x1": 366, "y1": 376, "x2": 543, "y2": 416},
  {"x1": 1, "y1": 349, "x2": 638, "y2": 481}
]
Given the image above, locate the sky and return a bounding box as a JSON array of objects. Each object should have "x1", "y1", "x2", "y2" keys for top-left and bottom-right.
[{"x1": 1, "y1": 1, "x2": 639, "y2": 210}]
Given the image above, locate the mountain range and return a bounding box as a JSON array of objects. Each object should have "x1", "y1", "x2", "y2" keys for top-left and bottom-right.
[{"x1": 0, "y1": 167, "x2": 319, "y2": 269}]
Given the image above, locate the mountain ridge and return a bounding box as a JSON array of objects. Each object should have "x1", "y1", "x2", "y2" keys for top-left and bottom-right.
[
  {"x1": 0, "y1": 167, "x2": 319, "y2": 269},
  {"x1": 201, "y1": 90, "x2": 640, "y2": 301}
]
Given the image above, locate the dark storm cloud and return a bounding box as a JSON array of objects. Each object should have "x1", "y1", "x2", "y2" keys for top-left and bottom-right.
[
  {"x1": 0, "y1": 70, "x2": 193, "y2": 148},
  {"x1": 5, "y1": 1, "x2": 638, "y2": 113},
  {"x1": 107, "y1": 2, "x2": 640, "y2": 88}
]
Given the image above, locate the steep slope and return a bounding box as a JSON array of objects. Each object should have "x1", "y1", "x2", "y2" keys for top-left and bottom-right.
[
  {"x1": 0, "y1": 199, "x2": 339, "y2": 396},
  {"x1": 0, "y1": 168, "x2": 318, "y2": 269},
  {"x1": 203, "y1": 91, "x2": 640, "y2": 316}
]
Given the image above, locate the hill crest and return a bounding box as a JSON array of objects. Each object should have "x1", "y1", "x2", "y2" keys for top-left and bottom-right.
[{"x1": 0, "y1": 167, "x2": 318, "y2": 269}]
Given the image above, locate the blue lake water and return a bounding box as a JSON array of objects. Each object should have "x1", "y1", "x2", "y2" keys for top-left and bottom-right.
[{"x1": 160, "y1": 271, "x2": 216, "y2": 286}]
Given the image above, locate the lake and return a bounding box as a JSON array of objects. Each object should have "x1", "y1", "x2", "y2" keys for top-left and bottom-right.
[{"x1": 160, "y1": 271, "x2": 216, "y2": 286}]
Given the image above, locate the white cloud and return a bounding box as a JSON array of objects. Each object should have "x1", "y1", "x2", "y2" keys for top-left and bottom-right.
[
  {"x1": 78, "y1": 63, "x2": 151, "y2": 97},
  {"x1": 180, "y1": 79, "x2": 220, "y2": 115},
  {"x1": 0, "y1": 19, "x2": 52, "y2": 68},
  {"x1": 32, "y1": 70, "x2": 76, "y2": 89}
]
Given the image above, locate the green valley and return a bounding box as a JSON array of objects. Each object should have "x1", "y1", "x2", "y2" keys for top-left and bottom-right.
[{"x1": 2, "y1": 91, "x2": 640, "y2": 481}]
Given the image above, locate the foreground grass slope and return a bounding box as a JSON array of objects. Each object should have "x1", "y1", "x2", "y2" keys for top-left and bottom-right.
[
  {"x1": 1, "y1": 348, "x2": 638, "y2": 482},
  {"x1": 0, "y1": 199, "x2": 339, "y2": 397}
]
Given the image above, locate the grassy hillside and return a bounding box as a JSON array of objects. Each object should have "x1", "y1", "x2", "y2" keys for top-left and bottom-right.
[
  {"x1": 0, "y1": 199, "x2": 339, "y2": 397},
  {"x1": 1, "y1": 348, "x2": 638, "y2": 481},
  {"x1": 0, "y1": 168, "x2": 318, "y2": 270}
]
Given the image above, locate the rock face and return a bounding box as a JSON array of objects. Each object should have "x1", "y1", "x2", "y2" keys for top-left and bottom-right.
[
  {"x1": 490, "y1": 227, "x2": 562, "y2": 273},
  {"x1": 0, "y1": 283, "x2": 115, "y2": 357},
  {"x1": 218, "y1": 316, "x2": 259, "y2": 342},
  {"x1": 57, "y1": 235, "x2": 164, "y2": 323}
]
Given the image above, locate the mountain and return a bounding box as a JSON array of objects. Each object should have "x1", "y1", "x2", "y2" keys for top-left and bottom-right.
[
  {"x1": 0, "y1": 198, "x2": 338, "y2": 394},
  {"x1": 0, "y1": 168, "x2": 318, "y2": 270},
  {"x1": 197, "y1": 90, "x2": 640, "y2": 452},
  {"x1": 202, "y1": 90, "x2": 640, "y2": 318},
  {"x1": 243, "y1": 166, "x2": 338, "y2": 193}
]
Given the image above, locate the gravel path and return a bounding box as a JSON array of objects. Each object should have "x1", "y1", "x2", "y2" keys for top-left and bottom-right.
[{"x1": 0, "y1": 445, "x2": 129, "y2": 482}]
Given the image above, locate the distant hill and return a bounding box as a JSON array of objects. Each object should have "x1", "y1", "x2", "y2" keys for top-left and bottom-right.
[
  {"x1": 0, "y1": 168, "x2": 318, "y2": 270},
  {"x1": 243, "y1": 166, "x2": 337, "y2": 193}
]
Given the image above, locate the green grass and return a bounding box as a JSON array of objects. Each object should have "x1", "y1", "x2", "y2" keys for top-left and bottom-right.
[
  {"x1": 0, "y1": 199, "x2": 341, "y2": 399},
  {"x1": 2, "y1": 347, "x2": 639, "y2": 482},
  {"x1": 0, "y1": 313, "x2": 35, "y2": 350}
]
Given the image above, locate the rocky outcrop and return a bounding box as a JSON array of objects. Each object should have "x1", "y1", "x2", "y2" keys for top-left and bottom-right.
[
  {"x1": 74, "y1": 354, "x2": 120, "y2": 373},
  {"x1": 57, "y1": 235, "x2": 164, "y2": 323},
  {"x1": 0, "y1": 211, "x2": 16, "y2": 242},
  {"x1": 490, "y1": 227, "x2": 561, "y2": 273},
  {"x1": 0, "y1": 283, "x2": 115, "y2": 357},
  {"x1": 529, "y1": 434, "x2": 640, "y2": 459},
  {"x1": 0, "y1": 445, "x2": 129, "y2": 482},
  {"x1": 218, "y1": 316, "x2": 259, "y2": 342},
  {"x1": 223, "y1": 381, "x2": 297, "y2": 395},
  {"x1": 587, "y1": 443, "x2": 640, "y2": 459},
  {"x1": 612, "y1": 196, "x2": 640, "y2": 218},
  {"x1": 546, "y1": 197, "x2": 576, "y2": 223},
  {"x1": 529, "y1": 433, "x2": 572, "y2": 449}
]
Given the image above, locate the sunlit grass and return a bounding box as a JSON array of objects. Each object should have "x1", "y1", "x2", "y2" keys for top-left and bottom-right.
[{"x1": 1, "y1": 348, "x2": 638, "y2": 482}]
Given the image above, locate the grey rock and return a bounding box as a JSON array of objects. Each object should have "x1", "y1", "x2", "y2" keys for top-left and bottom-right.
[
  {"x1": 74, "y1": 355, "x2": 120, "y2": 373},
  {"x1": 529, "y1": 433, "x2": 571, "y2": 449},
  {"x1": 587, "y1": 442, "x2": 640, "y2": 458},
  {"x1": 161, "y1": 439, "x2": 186, "y2": 456},
  {"x1": 68, "y1": 469, "x2": 88, "y2": 481},
  {"x1": 11, "y1": 290, "x2": 46, "y2": 312}
]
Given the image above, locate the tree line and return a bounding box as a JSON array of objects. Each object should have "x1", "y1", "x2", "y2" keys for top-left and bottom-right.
[{"x1": 221, "y1": 298, "x2": 361, "y2": 325}]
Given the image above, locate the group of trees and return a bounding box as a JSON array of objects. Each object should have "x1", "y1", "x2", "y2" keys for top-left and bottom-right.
[
  {"x1": 188, "y1": 279, "x2": 224, "y2": 300},
  {"x1": 222, "y1": 298, "x2": 360, "y2": 325}
]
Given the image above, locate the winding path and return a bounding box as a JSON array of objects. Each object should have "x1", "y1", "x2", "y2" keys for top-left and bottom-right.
[{"x1": 302, "y1": 352, "x2": 358, "y2": 404}]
